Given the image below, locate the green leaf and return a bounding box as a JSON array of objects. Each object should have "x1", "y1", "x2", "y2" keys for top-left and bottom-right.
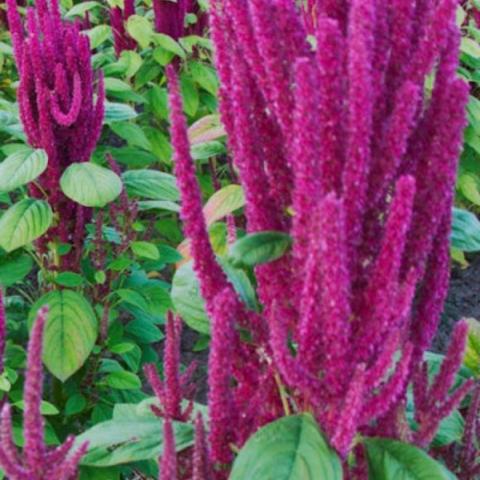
[
  {"x1": 86, "y1": 25, "x2": 111, "y2": 49},
  {"x1": 122, "y1": 169, "x2": 179, "y2": 201},
  {"x1": 126, "y1": 15, "x2": 154, "y2": 50},
  {"x1": 65, "y1": 394, "x2": 87, "y2": 416},
  {"x1": 106, "y1": 370, "x2": 141, "y2": 390},
  {"x1": 180, "y1": 74, "x2": 199, "y2": 117},
  {"x1": 76, "y1": 417, "x2": 194, "y2": 467},
  {"x1": 458, "y1": 173, "x2": 480, "y2": 206},
  {"x1": 104, "y1": 102, "x2": 138, "y2": 123},
  {"x1": 446, "y1": 207, "x2": 480, "y2": 252},
  {"x1": 230, "y1": 414, "x2": 342, "y2": 480},
  {"x1": 29, "y1": 291, "x2": 98, "y2": 382},
  {"x1": 171, "y1": 258, "x2": 257, "y2": 334},
  {"x1": 465, "y1": 317, "x2": 480, "y2": 376},
  {"x1": 13, "y1": 400, "x2": 59, "y2": 416},
  {"x1": 0, "y1": 199, "x2": 53, "y2": 252},
  {"x1": 131, "y1": 241, "x2": 160, "y2": 260},
  {"x1": 65, "y1": 1, "x2": 101, "y2": 17},
  {"x1": 203, "y1": 184, "x2": 244, "y2": 226},
  {"x1": 431, "y1": 410, "x2": 465, "y2": 448},
  {"x1": 0, "y1": 148, "x2": 48, "y2": 192},
  {"x1": 124, "y1": 318, "x2": 164, "y2": 344},
  {"x1": 364, "y1": 438, "x2": 456, "y2": 480},
  {"x1": 189, "y1": 61, "x2": 218, "y2": 96},
  {"x1": 137, "y1": 200, "x2": 180, "y2": 213},
  {"x1": 152, "y1": 33, "x2": 186, "y2": 59},
  {"x1": 61, "y1": 163, "x2": 122, "y2": 208},
  {"x1": 0, "y1": 251, "x2": 33, "y2": 286},
  {"x1": 54, "y1": 271, "x2": 84, "y2": 288},
  {"x1": 191, "y1": 140, "x2": 226, "y2": 161},
  {"x1": 461, "y1": 37, "x2": 480, "y2": 59},
  {"x1": 119, "y1": 50, "x2": 143, "y2": 78},
  {"x1": 110, "y1": 122, "x2": 151, "y2": 151},
  {"x1": 104, "y1": 78, "x2": 132, "y2": 94},
  {"x1": 115, "y1": 289, "x2": 149, "y2": 311},
  {"x1": 229, "y1": 231, "x2": 292, "y2": 267}
]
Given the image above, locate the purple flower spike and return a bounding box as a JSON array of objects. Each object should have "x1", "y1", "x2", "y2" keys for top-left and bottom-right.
[
  {"x1": 0, "y1": 307, "x2": 87, "y2": 479},
  {"x1": 6, "y1": 0, "x2": 105, "y2": 271},
  {"x1": 160, "y1": 418, "x2": 177, "y2": 480},
  {"x1": 167, "y1": 0, "x2": 469, "y2": 463}
]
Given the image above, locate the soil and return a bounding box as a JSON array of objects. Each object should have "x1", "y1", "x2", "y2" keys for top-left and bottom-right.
[{"x1": 436, "y1": 254, "x2": 480, "y2": 353}]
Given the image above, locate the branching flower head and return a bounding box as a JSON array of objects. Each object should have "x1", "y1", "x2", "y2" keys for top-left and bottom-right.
[{"x1": 167, "y1": 0, "x2": 470, "y2": 468}]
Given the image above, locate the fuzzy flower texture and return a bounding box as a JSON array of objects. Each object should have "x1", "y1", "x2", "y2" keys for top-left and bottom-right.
[
  {"x1": 163, "y1": 0, "x2": 473, "y2": 476},
  {"x1": 0, "y1": 291, "x2": 87, "y2": 479},
  {"x1": 6, "y1": 0, "x2": 104, "y2": 270}
]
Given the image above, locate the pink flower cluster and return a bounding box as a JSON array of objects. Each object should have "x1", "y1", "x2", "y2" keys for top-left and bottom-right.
[
  {"x1": 153, "y1": 0, "x2": 207, "y2": 39},
  {"x1": 165, "y1": 0, "x2": 472, "y2": 475},
  {"x1": 0, "y1": 292, "x2": 87, "y2": 479},
  {"x1": 6, "y1": 0, "x2": 104, "y2": 270},
  {"x1": 110, "y1": 0, "x2": 137, "y2": 57}
]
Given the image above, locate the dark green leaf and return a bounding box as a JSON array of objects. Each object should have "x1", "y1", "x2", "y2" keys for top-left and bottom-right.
[
  {"x1": 451, "y1": 207, "x2": 480, "y2": 252},
  {"x1": 229, "y1": 231, "x2": 292, "y2": 267}
]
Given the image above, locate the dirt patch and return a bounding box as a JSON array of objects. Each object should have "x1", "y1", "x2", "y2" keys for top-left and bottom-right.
[{"x1": 435, "y1": 254, "x2": 480, "y2": 352}]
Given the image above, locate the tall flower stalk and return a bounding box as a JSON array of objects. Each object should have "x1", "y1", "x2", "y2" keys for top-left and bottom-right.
[
  {"x1": 110, "y1": 0, "x2": 137, "y2": 57},
  {"x1": 6, "y1": 0, "x2": 104, "y2": 271},
  {"x1": 165, "y1": 0, "x2": 471, "y2": 475},
  {"x1": 0, "y1": 299, "x2": 88, "y2": 479}
]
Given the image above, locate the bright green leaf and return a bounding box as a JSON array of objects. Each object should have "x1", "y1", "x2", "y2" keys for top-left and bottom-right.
[
  {"x1": 131, "y1": 241, "x2": 160, "y2": 260},
  {"x1": 0, "y1": 148, "x2": 48, "y2": 192},
  {"x1": 122, "y1": 169, "x2": 179, "y2": 201},
  {"x1": 106, "y1": 370, "x2": 141, "y2": 390},
  {"x1": 0, "y1": 199, "x2": 53, "y2": 252},
  {"x1": 29, "y1": 291, "x2": 98, "y2": 382},
  {"x1": 126, "y1": 15, "x2": 154, "y2": 50},
  {"x1": 54, "y1": 271, "x2": 84, "y2": 288},
  {"x1": 61, "y1": 163, "x2": 122, "y2": 207}
]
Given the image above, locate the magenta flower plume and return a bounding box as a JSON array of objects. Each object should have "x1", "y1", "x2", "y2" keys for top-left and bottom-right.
[
  {"x1": 6, "y1": 0, "x2": 104, "y2": 270},
  {"x1": 110, "y1": 0, "x2": 137, "y2": 57},
  {"x1": 153, "y1": 0, "x2": 207, "y2": 39},
  {"x1": 144, "y1": 312, "x2": 195, "y2": 422},
  {"x1": 413, "y1": 320, "x2": 474, "y2": 448},
  {"x1": 0, "y1": 289, "x2": 6, "y2": 375},
  {"x1": 192, "y1": 413, "x2": 212, "y2": 480},
  {"x1": 168, "y1": 0, "x2": 469, "y2": 464},
  {"x1": 159, "y1": 418, "x2": 177, "y2": 480},
  {"x1": 0, "y1": 307, "x2": 88, "y2": 479}
]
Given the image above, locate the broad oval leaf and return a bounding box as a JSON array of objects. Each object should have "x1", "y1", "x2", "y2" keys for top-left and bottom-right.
[
  {"x1": 229, "y1": 231, "x2": 292, "y2": 267},
  {"x1": 0, "y1": 148, "x2": 48, "y2": 192},
  {"x1": 364, "y1": 438, "x2": 456, "y2": 480},
  {"x1": 171, "y1": 258, "x2": 256, "y2": 334},
  {"x1": 230, "y1": 414, "x2": 342, "y2": 480},
  {"x1": 122, "y1": 169, "x2": 179, "y2": 201},
  {"x1": 451, "y1": 207, "x2": 480, "y2": 252},
  {"x1": 126, "y1": 15, "x2": 154, "y2": 50},
  {"x1": 104, "y1": 102, "x2": 138, "y2": 124},
  {"x1": 76, "y1": 417, "x2": 193, "y2": 467},
  {"x1": 0, "y1": 199, "x2": 53, "y2": 252},
  {"x1": 203, "y1": 184, "x2": 244, "y2": 227},
  {"x1": 29, "y1": 291, "x2": 98, "y2": 382},
  {"x1": 60, "y1": 163, "x2": 122, "y2": 207}
]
